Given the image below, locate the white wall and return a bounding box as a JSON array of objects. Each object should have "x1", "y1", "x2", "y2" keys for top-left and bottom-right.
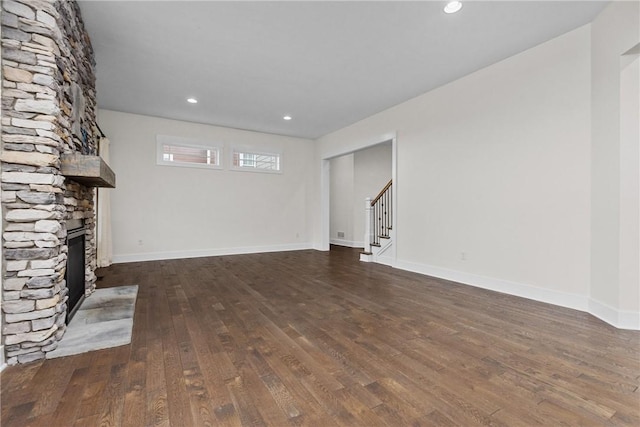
[
  {"x1": 590, "y1": 1, "x2": 640, "y2": 328},
  {"x1": 98, "y1": 110, "x2": 316, "y2": 262},
  {"x1": 318, "y1": 25, "x2": 593, "y2": 312},
  {"x1": 618, "y1": 55, "x2": 639, "y2": 314},
  {"x1": 330, "y1": 153, "x2": 355, "y2": 245},
  {"x1": 329, "y1": 142, "x2": 392, "y2": 247}
]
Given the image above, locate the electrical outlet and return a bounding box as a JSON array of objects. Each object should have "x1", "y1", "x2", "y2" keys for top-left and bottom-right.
[
  {"x1": 460, "y1": 252, "x2": 466, "y2": 261},
  {"x1": 337, "y1": 231, "x2": 345, "y2": 238},
  {"x1": 138, "y1": 240, "x2": 143, "y2": 246}
]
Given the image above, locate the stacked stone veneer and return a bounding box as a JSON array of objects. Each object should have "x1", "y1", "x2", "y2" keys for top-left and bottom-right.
[{"x1": 1, "y1": 0, "x2": 98, "y2": 364}]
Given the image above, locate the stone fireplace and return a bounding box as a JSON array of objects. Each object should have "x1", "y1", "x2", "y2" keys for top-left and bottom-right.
[{"x1": 1, "y1": 0, "x2": 100, "y2": 364}]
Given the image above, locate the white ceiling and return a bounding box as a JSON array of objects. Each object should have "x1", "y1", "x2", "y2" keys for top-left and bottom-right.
[{"x1": 79, "y1": 1, "x2": 607, "y2": 139}]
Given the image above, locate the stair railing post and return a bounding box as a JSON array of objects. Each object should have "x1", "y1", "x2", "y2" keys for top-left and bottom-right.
[{"x1": 364, "y1": 197, "x2": 372, "y2": 250}]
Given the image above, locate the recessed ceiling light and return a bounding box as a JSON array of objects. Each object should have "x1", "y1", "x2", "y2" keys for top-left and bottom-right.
[
  {"x1": 283, "y1": 115, "x2": 292, "y2": 121},
  {"x1": 187, "y1": 97, "x2": 198, "y2": 104},
  {"x1": 444, "y1": 1, "x2": 462, "y2": 14}
]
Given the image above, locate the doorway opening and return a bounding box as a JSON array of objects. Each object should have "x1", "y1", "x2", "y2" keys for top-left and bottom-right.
[
  {"x1": 320, "y1": 133, "x2": 397, "y2": 266},
  {"x1": 329, "y1": 140, "x2": 392, "y2": 249}
]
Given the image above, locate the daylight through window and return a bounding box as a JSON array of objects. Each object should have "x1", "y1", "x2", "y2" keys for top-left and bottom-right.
[
  {"x1": 232, "y1": 149, "x2": 281, "y2": 172},
  {"x1": 162, "y1": 144, "x2": 217, "y2": 165},
  {"x1": 156, "y1": 135, "x2": 222, "y2": 169}
]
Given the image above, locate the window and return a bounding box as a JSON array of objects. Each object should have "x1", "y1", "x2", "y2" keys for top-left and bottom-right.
[
  {"x1": 231, "y1": 147, "x2": 282, "y2": 173},
  {"x1": 162, "y1": 144, "x2": 217, "y2": 165},
  {"x1": 156, "y1": 135, "x2": 222, "y2": 169}
]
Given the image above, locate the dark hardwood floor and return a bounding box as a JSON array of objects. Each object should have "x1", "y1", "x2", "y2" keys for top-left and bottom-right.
[{"x1": 2, "y1": 246, "x2": 639, "y2": 426}]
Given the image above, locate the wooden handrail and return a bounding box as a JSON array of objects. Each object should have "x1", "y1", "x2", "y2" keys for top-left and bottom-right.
[{"x1": 371, "y1": 179, "x2": 392, "y2": 206}]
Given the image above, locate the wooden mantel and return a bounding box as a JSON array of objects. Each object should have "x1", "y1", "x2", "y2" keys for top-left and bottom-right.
[{"x1": 60, "y1": 153, "x2": 116, "y2": 188}]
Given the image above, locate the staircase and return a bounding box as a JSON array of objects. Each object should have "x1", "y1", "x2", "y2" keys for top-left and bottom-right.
[{"x1": 360, "y1": 180, "x2": 394, "y2": 265}]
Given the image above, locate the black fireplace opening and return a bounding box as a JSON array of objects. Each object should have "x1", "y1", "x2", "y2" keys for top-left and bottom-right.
[{"x1": 66, "y1": 219, "x2": 86, "y2": 323}]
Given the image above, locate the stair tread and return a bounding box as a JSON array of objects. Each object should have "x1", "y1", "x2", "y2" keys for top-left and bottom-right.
[
  {"x1": 371, "y1": 243, "x2": 381, "y2": 247},
  {"x1": 360, "y1": 251, "x2": 373, "y2": 255},
  {"x1": 379, "y1": 235, "x2": 390, "y2": 239}
]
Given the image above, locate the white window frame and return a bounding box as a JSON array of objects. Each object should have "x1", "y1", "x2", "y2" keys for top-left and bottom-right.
[
  {"x1": 230, "y1": 145, "x2": 283, "y2": 174},
  {"x1": 156, "y1": 135, "x2": 223, "y2": 170}
]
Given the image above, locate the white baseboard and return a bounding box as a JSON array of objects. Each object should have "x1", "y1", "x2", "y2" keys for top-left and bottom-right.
[
  {"x1": 393, "y1": 259, "x2": 639, "y2": 330},
  {"x1": 329, "y1": 239, "x2": 364, "y2": 248},
  {"x1": 112, "y1": 243, "x2": 314, "y2": 264},
  {"x1": 375, "y1": 255, "x2": 394, "y2": 267},
  {"x1": 588, "y1": 298, "x2": 640, "y2": 330},
  {"x1": 395, "y1": 259, "x2": 589, "y2": 312}
]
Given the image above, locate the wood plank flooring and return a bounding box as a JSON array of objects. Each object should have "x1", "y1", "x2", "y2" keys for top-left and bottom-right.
[{"x1": 2, "y1": 246, "x2": 639, "y2": 426}]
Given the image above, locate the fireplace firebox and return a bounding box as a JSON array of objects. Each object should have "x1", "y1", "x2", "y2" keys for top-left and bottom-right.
[{"x1": 66, "y1": 219, "x2": 86, "y2": 322}]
